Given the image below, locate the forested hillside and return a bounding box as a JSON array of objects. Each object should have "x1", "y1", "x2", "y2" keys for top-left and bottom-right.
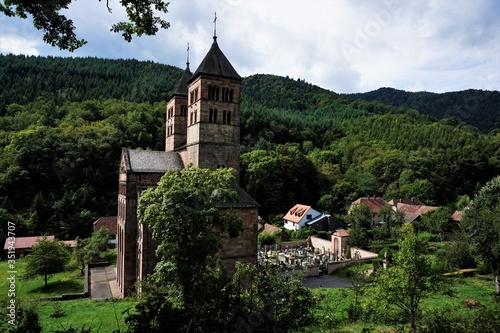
[
  {"x1": 0, "y1": 54, "x2": 183, "y2": 108},
  {"x1": 349, "y1": 87, "x2": 500, "y2": 132},
  {"x1": 0, "y1": 55, "x2": 498, "y2": 240}
]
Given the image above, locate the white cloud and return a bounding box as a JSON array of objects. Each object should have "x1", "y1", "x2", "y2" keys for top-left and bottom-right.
[
  {"x1": 0, "y1": 36, "x2": 40, "y2": 56},
  {"x1": 0, "y1": 0, "x2": 498, "y2": 93}
]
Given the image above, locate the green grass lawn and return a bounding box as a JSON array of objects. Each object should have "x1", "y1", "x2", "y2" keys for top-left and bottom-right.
[
  {"x1": 305, "y1": 275, "x2": 499, "y2": 332},
  {"x1": 0, "y1": 259, "x2": 84, "y2": 300},
  {"x1": 36, "y1": 299, "x2": 137, "y2": 333}
]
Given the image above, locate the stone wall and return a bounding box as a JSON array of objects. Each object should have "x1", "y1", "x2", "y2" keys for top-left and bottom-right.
[{"x1": 219, "y1": 207, "x2": 259, "y2": 275}]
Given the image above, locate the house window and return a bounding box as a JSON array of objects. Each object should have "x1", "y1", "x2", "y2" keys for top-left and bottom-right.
[
  {"x1": 181, "y1": 105, "x2": 187, "y2": 116},
  {"x1": 307, "y1": 214, "x2": 312, "y2": 220}
]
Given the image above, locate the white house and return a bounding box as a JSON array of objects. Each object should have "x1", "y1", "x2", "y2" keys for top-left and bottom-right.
[{"x1": 283, "y1": 204, "x2": 322, "y2": 231}]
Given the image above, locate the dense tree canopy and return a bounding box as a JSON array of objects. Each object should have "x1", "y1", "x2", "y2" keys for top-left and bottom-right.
[
  {"x1": 462, "y1": 176, "x2": 500, "y2": 294},
  {"x1": 0, "y1": 0, "x2": 170, "y2": 51},
  {"x1": 0, "y1": 55, "x2": 498, "y2": 240}
]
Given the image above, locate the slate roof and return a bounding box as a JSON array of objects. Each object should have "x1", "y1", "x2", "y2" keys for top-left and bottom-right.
[
  {"x1": 123, "y1": 148, "x2": 184, "y2": 173},
  {"x1": 4, "y1": 235, "x2": 55, "y2": 250},
  {"x1": 189, "y1": 40, "x2": 241, "y2": 82},
  {"x1": 170, "y1": 65, "x2": 192, "y2": 98},
  {"x1": 93, "y1": 216, "x2": 118, "y2": 235},
  {"x1": 283, "y1": 204, "x2": 313, "y2": 223}
]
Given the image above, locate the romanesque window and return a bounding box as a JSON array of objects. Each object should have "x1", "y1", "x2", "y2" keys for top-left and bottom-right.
[
  {"x1": 209, "y1": 108, "x2": 218, "y2": 123},
  {"x1": 181, "y1": 105, "x2": 187, "y2": 116},
  {"x1": 222, "y1": 110, "x2": 232, "y2": 124}
]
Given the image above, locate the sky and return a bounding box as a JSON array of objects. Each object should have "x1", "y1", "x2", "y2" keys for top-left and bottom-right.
[{"x1": 0, "y1": 0, "x2": 499, "y2": 94}]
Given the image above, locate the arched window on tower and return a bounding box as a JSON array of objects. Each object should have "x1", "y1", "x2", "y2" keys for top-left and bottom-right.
[
  {"x1": 213, "y1": 109, "x2": 217, "y2": 123},
  {"x1": 216, "y1": 86, "x2": 220, "y2": 101},
  {"x1": 227, "y1": 111, "x2": 231, "y2": 124},
  {"x1": 222, "y1": 110, "x2": 227, "y2": 124}
]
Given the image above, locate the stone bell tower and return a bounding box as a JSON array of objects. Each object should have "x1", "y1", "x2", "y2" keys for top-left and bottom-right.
[{"x1": 185, "y1": 30, "x2": 242, "y2": 181}]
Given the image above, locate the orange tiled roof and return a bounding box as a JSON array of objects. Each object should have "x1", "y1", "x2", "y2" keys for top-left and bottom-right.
[
  {"x1": 335, "y1": 229, "x2": 349, "y2": 237},
  {"x1": 263, "y1": 223, "x2": 282, "y2": 234},
  {"x1": 352, "y1": 197, "x2": 389, "y2": 213},
  {"x1": 3, "y1": 235, "x2": 55, "y2": 250},
  {"x1": 93, "y1": 216, "x2": 118, "y2": 235},
  {"x1": 283, "y1": 204, "x2": 312, "y2": 223},
  {"x1": 388, "y1": 198, "x2": 425, "y2": 206},
  {"x1": 397, "y1": 203, "x2": 438, "y2": 215},
  {"x1": 451, "y1": 210, "x2": 463, "y2": 222}
]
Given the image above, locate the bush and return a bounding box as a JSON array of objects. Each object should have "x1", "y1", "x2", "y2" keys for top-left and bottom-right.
[
  {"x1": 377, "y1": 248, "x2": 394, "y2": 264},
  {"x1": 258, "y1": 231, "x2": 277, "y2": 245},
  {"x1": 372, "y1": 258, "x2": 383, "y2": 271}
]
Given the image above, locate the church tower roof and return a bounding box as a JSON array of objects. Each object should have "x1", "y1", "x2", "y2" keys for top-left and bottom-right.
[
  {"x1": 170, "y1": 64, "x2": 192, "y2": 98},
  {"x1": 189, "y1": 39, "x2": 241, "y2": 82}
]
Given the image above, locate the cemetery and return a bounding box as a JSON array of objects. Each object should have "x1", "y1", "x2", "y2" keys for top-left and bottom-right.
[{"x1": 257, "y1": 232, "x2": 378, "y2": 276}]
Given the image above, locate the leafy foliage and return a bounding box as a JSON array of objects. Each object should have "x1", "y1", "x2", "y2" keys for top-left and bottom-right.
[
  {"x1": 461, "y1": 176, "x2": 500, "y2": 294},
  {"x1": 372, "y1": 226, "x2": 450, "y2": 330},
  {"x1": 138, "y1": 166, "x2": 243, "y2": 306},
  {"x1": 23, "y1": 237, "x2": 70, "y2": 287},
  {"x1": 0, "y1": 0, "x2": 170, "y2": 51},
  {"x1": 74, "y1": 227, "x2": 111, "y2": 274}
]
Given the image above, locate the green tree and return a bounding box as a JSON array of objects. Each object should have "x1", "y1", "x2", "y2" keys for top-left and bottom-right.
[
  {"x1": 137, "y1": 165, "x2": 243, "y2": 309},
  {"x1": 462, "y1": 176, "x2": 500, "y2": 294},
  {"x1": 74, "y1": 227, "x2": 110, "y2": 274},
  {"x1": 0, "y1": 0, "x2": 170, "y2": 51},
  {"x1": 347, "y1": 250, "x2": 370, "y2": 320},
  {"x1": 373, "y1": 225, "x2": 449, "y2": 330},
  {"x1": 346, "y1": 203, "x2": 372, "y2": 248},
  {"x1": 23, "y1": 237, "x2": 70, "y2": 287}
]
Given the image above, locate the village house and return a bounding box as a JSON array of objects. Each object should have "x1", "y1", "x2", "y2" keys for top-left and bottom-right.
[
  {"x1": 350, "y1": 197, "x2": 391, "y2": 225},
  {"x1": 116, "y1": 31, "x2": 259, "y2": 297},
  {"x1": 283, "y1": 203, "x2": 347, "y2": 231},
  {"x1": 93, "y1": 216, "x2": 118, "y2": 248},
  {"x1": 3, "y1": 235, "x2": 76, "y2": 259},
  {"x1": 391, "y1": 200, "x2": 438, "y2": 222}
]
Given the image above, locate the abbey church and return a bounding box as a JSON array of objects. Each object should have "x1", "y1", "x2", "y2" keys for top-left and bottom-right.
[{"x1": 116, "y1": 32, "x2": 259, "y2": 297}]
